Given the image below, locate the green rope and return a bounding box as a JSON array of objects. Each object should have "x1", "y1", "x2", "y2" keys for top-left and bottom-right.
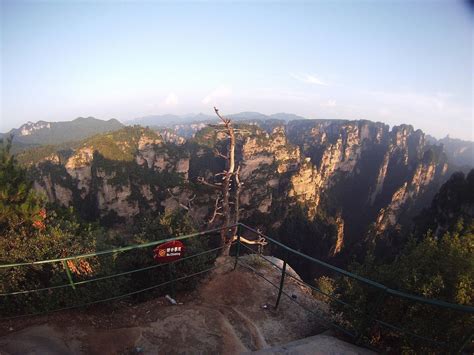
[
  {"x1": 238, "y1": 223, "x2": 474, "y2": 313},
  {"x1": 1, "y1": 265, "x2": 217, "y2": 320},
  {"x1": 1, "y1": 244, "x2": 224, "y2": 297},
  {"x1": 0, "y1": 224, "x2": 233, "y2": 269},
  {"x1": 1, "y1": 220, "x2": 471, "y2": 352}
]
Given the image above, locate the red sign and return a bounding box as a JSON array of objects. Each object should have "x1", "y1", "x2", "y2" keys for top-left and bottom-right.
[{"x1": 153, "y1": 240, "x2": 185, "y2": 262}]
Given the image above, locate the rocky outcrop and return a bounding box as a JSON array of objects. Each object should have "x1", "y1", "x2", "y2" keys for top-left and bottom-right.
[
  {"x1": 26, "y1": 127, "x2": 189, "y2": 222},
  {"x1": 289, "y1": 162, "x2": 318, "y2": 207},
  {"x1": 33, "y1": 175, "x2": 73, "y2": 207},
  {"x1": 330, "y1": 216, "x2": 345, "y2": 256},
  {"x1": 65, "y1": 147, "x2": 94, "y2": 198},
  {"x1": 284, "y1": 120, "x2": 449, "y2": 244},
  {"x1": 413, "y1": 169, "x2": 474, "y2": 238},
  {"x1": 135, "y1": 135, "x2": 162, "y2": 168},
  {"x1": 238, "y1": 126, "x2": 300, "y2": 218},
  {"x1": 375, "y1": 159, "x2": 444, "y2": 233},
  {"x1": 24, "y1": 120, "x2": 450, "y2": 253},
  {"x1": 96, "y1": 169, "x2": 140, "y2": 219},
  {"x1": 369, "y1": 151, "x2": 390, "y2": 205},
  {"x1": 135, "y1": 135, "x2": 190, "y2": 181}
]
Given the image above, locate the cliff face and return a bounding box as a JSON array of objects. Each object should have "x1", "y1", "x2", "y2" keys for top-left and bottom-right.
[
  {"x1": 238, "y1": 126, "x2": 300, "y2": 222},
  {"x1": 27, "y1": 127, "x2": 189, "y2": 223},
  {"x1": 23, "y1": 120, "x2": 451, "y2": 256},
  {"x1": 286, "y1": 121, "x2": 387, "y2": 212},
  {"x1": 413, "y1": 169, "x2": 474, "y2": 238},
  {"x1": 284, "y1": 120, "x2": 449, "y2": 246}
]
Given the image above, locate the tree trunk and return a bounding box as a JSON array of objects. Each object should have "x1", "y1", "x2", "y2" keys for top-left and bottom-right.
[{"x1": 220, "y1": 128, "x2": 235, "y2": 256}]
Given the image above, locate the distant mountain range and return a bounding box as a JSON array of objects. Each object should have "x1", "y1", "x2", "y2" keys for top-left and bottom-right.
[
  {"x1": 2, "y1": 113, "x2": 473, "y2": 167},
  {"x1": 128, "y1": 112, "x2": 307, "y2": 127},
  {"x1": 429, "y1": 135, "x2": 474, "y2": 168},
  {"x1": 1, "y1": 117, "x2": 123, "y2": 148},
  {"x1": 128, "y1": 112, "x2": 474, "y2": 167}
]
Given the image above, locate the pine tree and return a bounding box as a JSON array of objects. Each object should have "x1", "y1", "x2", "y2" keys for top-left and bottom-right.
[{"x1": 0, "y1": 136, "x2": 44, "y2": 233}]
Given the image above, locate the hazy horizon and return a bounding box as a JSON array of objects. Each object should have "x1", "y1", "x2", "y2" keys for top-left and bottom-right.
[
  {"x1": 3, "y1": 111, "x2": 473, "y2": 142},
  {"x1": 1, "y1": 1, "x2": 473, "y2": 140}
]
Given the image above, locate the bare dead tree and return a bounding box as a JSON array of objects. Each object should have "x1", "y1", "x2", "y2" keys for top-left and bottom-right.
[
  {"x1": 214, "y1": 107, "x2": 235, "y2": 255},
  {"x1": 234, "y1": 165, "x2": 241, "y2": 226},
  {"x1": 198, "y1": 107, "x2": 267, "y2": 256}
]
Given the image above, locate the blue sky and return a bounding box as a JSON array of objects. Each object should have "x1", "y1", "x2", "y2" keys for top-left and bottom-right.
[{"x1": 1, "y1": 1, "x2": 472, "y2": 139}]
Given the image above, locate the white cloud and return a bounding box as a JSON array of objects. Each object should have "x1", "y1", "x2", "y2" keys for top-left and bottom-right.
[
  {"x1": 163, "y1": 92, "x2": 179, "y2": 106},
  {"x1": 290, "y1": 73, "x2": 328, "y2": 86},
  {"x1": 202, "y1": 86, "x2": 232, "y2": 105}
]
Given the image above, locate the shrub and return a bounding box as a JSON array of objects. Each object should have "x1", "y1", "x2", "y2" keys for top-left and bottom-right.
[{"x1": 332, "y1": 227, "x2": 473, "y2": 352}]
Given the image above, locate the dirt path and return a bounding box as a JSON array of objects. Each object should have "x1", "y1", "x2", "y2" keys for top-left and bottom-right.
[{"x1": 0, "y1": 256, "x2": 329, "y2": 354}]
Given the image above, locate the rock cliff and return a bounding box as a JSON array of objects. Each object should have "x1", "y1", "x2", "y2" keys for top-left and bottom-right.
[{"x1": 21, "y1": 119, "x2": 452, "y2": 258}]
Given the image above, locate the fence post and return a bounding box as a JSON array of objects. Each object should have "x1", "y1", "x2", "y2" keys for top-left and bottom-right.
[
  {"x1": 457, "y1": 328, "x2": 473, "y2": 354},
  {"x1": 274, "y1": 260, "x2": 287, "y2": 309},
  {"x1": 62, "y1": 260, "x2": 76, "y2": 290},
  {"x1": 234, "y1": 225, "x2": 241, "y2": 271},
  {"x1": 168, "y1": 262, "x2": 176, "y2": 299},
  {"x1": 355, "y1": 287, "x2": 387, "y2": 344}
]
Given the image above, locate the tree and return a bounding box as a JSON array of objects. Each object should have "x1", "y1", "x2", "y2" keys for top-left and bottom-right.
[
  {"x1": 0, "y1": 136, "x2": 44, "y2": 232},
  {"x1": 330, "y1": 170, "x2": 474, "y2": 352},
  {"x1": 198, "y1": 107, "x2": 252, "y2": 255},
  {"x1": 198, "y1": 107, "x2": 267, "y2": 255},
  {"x1": 332, "y1": 224, "x2": 473, "y2": 352},
  {"x1": 0, "y1": 137, "x2": 103, "y2": 315},
  {"x1": 197, "y1": 107, "x2": 238, "y2": 255}
]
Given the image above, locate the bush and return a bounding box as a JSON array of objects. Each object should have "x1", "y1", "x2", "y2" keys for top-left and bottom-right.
[
  {"x1": 313, "y1": 276, "x2": 335, "y2": 302},
  {"x1": 332, "y1": 227, "x2": 473, "y2": 352},
  {"x1": 0, "y1": 136, "x2": 225, "y2": 316},
  {"x1": 0, "y1": 139, "x2": 107, "y2": 315}
]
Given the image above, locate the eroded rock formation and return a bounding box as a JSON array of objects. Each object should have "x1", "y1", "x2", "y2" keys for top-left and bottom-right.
[{"x1": 22, "y1": 119, "x2": 452, "y2": 256}]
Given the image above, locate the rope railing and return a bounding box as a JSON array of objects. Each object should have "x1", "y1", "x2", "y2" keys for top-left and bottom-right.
[
  {"x1": 0, "y1": 244, "x2": 225, "y2": 297},
  {"x1": 0, "y1": 224, "x2": 236, "y2": 269},
  {"x1": 238, "y1": 223, "x2": 474, "y2": 313},
  {"x1": 0, "y1": 222, "x2": 472, "y2": 353},
  {"x1": 0, "y1": 225, "x2": 235, "y2": 319},
  {"x1": 237, "y1": 238, "x2": 449, "y2": 350},
  {"x1": 1, "y1": 265, "x2": 219, "y2": 321},
  {"x1": 236, "y1": 223, "x2": 474, "y2": 353}
]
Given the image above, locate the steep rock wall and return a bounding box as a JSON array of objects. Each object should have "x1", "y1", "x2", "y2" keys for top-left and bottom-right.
[{"x1": 25, "y1": 121, "x2": 450, "y2": 255}]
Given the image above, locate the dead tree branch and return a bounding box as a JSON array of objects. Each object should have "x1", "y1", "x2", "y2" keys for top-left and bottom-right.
[
  {"x1": 231, "y1": 235, "x2": 268, "y2": 247},
  {"x1": 166, "y1": 188, "x2": 196, "y2": 211}
]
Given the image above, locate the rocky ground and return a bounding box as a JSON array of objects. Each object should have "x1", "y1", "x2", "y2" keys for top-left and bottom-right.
[{"x1": 0, "y1": 256, "x2": 372, "y2": 354}]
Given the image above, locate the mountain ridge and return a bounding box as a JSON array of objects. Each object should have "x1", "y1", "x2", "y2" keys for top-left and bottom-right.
[
  {"x1": 1, "y1": 117, "x2": 124, "y2": 148},
  {"x1": 19, "y1": 119, "x2": 457, "y2": 272}
]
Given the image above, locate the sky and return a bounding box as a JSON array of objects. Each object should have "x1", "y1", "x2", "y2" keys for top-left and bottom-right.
[{"x1": 1, "y1": 0, "x2": 473, "y2": 140}]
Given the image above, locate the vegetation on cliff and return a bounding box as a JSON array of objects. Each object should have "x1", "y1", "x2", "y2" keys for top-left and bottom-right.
[
  {"x1": 331, "y1": 170, "x2": 474, "y2": 351},
  {"x1": 0, "y1": 138, "x2": 214, "y2": 316},
  {"x1": 0, "y1": 138, "x2": 103, "y2": 314}
]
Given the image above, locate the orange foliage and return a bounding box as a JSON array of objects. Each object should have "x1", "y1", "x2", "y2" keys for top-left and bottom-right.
[
  {"x1": 32, "y1": 220, "x2": 45, "y2": 230},
  {"x1": 66, "y1": 259, "x2": 93, "y2": 276}
]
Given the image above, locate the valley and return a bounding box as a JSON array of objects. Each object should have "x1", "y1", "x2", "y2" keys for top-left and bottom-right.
[{"x1": 13, "y1": 115, "x2": 460, "y2": 269}]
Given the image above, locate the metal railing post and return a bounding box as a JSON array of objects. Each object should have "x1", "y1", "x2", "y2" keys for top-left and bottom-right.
[
  {"x1": 274, "y1": 260, "x2": 287, "y2": 309},
  {"x1": 457, "y1": 328, "x2": 473, "y2": 354},
  {"x1": 234, "y1": 225, "x2": 241, "y2": 271},
  {"x1": 168, "y1": 262, "x2": 176, "y2": 299}
]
